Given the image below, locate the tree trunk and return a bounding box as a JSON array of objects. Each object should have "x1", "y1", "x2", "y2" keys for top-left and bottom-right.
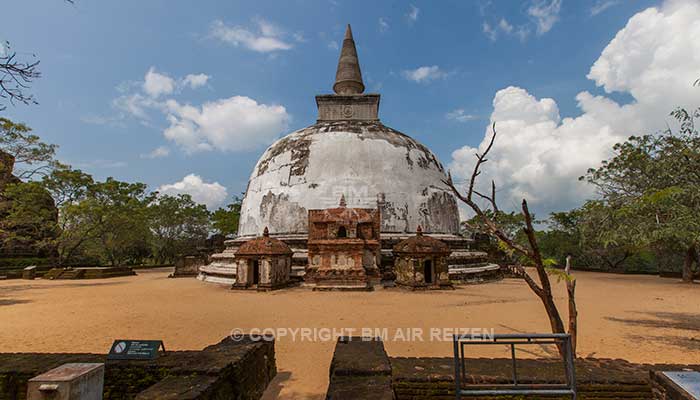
[
  {"x1": 540, "y1": 293, "x2": 566, "y2": 334},
  {"x1": 682, "y1": 245, "x2": 696, "y2": 283}
]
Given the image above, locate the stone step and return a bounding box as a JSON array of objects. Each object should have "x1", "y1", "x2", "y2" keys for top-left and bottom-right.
[{"x1": 59, "y1": 269, "x2": 85, "y2": 279}]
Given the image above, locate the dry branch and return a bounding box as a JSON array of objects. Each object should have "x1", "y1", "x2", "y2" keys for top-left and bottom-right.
[{"x1": 444, "y1": 122, "x2": 577, "y2": 356}]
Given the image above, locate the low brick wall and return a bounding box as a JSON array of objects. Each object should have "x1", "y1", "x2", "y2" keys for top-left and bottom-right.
[
  {"x1": 0, "y1": 336, "x2": 275, "y2": 400},
  {"x1": 324, "y1": 338, "x2": 700, "y2": 399},
  {"x1": 170, "y1": 256, "x2": 207, "y2": 278},
  {"x1": 391, "y1": 357, "x2": 700, "y2": 400},
  {"x1": 43, "y1": 266, "x2": 136, "y2": 280},
  {"x1": 326, "y1": 337, "x2": 394, "y2": 399}
]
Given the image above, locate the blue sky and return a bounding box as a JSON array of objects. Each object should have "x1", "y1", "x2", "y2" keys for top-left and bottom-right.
[{"x1": 5, "y1": 0, "x2": 698, "y2": 215}]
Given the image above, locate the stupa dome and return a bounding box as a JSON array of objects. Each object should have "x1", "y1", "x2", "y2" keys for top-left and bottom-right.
[{"x1": 237, "y1": 25, "x2": 460, "y2": 238}]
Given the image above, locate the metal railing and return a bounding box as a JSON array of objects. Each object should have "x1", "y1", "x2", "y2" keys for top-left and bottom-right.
[{"x1": 453, "y1": 333, "x2": 577, "y2": 399}]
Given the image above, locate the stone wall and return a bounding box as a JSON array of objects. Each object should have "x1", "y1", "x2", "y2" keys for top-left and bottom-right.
[
  {"x1": 325, "y1": 338, "x2": 700, "y2": 399},
  {"x1": 391, "y1": 357, "x2": 656, "y2": 399},
  {"x1": 171, "y1": 255, "x2": 207, "y2": 278},
  {"x1": 0, "y1": 337, "x2": 275, "y2": 400},
  {"x1": 649, "y1": 370, "x2": 698, "y2": 400},
  {"x1": 326, "y1": 337, "x2": 394, "y2": 400},
  {"x1": 42, "y1": 267, "x2": 136, "y2": 280}
]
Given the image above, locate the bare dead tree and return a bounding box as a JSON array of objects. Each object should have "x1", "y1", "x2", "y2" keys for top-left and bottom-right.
[
  {"x1": 0, "y1": 49, "x2": 41, "y2": 111},
  {"x1": 0, "y1": 1, "x2": 75, "y2": 111},
  {"x1": 443, "y1": 122, "x2": 578, "y2": 356}
]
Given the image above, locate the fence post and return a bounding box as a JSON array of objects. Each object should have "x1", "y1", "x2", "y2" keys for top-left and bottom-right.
[{"x1": 453, "y1": 335, "x2": 461, "y2": 400}]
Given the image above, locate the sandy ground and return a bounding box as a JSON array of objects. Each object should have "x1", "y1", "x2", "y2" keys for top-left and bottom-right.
[{"x1": 0, "y1": 269, "x2": 698, "y2": 398}]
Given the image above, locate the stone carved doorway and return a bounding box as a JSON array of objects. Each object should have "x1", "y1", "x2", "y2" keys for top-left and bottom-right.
[
  {"x1": 424, "y1": 259, "x2": 433, "y2": 284},
  {"x1": 252, "y1": 260, "x2": 260, "y2": 285}
]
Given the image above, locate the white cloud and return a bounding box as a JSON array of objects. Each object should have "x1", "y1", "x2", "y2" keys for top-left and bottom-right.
[
  {"x1": 113, "y1": 93, "x2": 158, "y2": 120},
  {"x1": 210, "y1": 19, "x2": 293, "y2": 53},
  {"x1": 143, "y1": 67, "x2": 176, "y2": 98},
  {"x1": 450, "y1": 0, "x2": 700, "y2": 216},
  {"x1": 447, "y1": 109, "x2": 480, "y2": 122},
  {"x1": 293, "y1": 32, "x2": 306, "y2": 43},
  {"x1": 157, "y1": 174, "x2": 228, "y2": 210},
  {"x1": 402, "y1": 66, "x2": 447, "y2": 83},
  {"x1": 141, "y1": 146, "x2": 170, "y2": 159},
  {"x1": 114, "y1": 67, "x2": 289, "y2": 154},
  {"x1": 257, "y1": 19, "x2": 282, "y2": 38},
  {"x1": 407, "y1": 5, "x2": 420, "y2": 22},
  {"x1": 80, "y1": 114, "x2": 124, "y2": 127},
  {"x1": 514, "y1": 26, "x2": 531, "y2": 41},
  {"x1": 182, "y1": 73, "x2": 210, "y2": 89},
  {"x1": 75, "y1": 159, "x2": 128, "y2": 169},
  {"x1": 482, "y1": 22, "x2": 498, "y2": 41},
  {"x1": 379, "y1": 17, "x2": 389, "y2": 33},
  {"x1": 115, "y1": 69, "x2": 209, "y2": 121},
  {"x1": 590, "y1": 0, "x2": 619, "y2": 16},
  {"x1": 527, "y1": 0, "x2": 562, "y2": 35},
  {"x1": 0, "y1": 41, "x2": 10, "y2": 58},
  {"x1": 163, "y1": 96, "x2": 290, "y2": 153},
  {"x1": 498, "y1": 18, "x2": 513, "y2": 34},
  {"x1": 483, "y1": 18, "x2": 528, "y2": 42},
  {"x1": 328, "y1": 41, "x2": 339, "y2": 50}
]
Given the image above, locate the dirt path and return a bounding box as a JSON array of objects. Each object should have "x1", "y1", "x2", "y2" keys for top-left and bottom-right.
[{"x1": 0, "y1": 269, "x2": 697, "y2": 399}]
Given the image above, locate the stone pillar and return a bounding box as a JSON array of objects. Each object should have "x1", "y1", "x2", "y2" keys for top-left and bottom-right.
[
  {"x1": 27, "y1": 363, "x2": 104, "y2": 400},
  {"x1": 23, "y1": 265, "x2": 37, "y2": 280},
  {"x1": 232, "y1": 259, "x2": 250, "y2": 289}
]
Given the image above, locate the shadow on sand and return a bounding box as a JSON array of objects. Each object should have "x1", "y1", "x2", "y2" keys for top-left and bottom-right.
[
  {"x1": 0, "y1": 280, "x2": 129, "y2": 308},
  {"x1": 0, "y1": 298, "x2": 32, "y2": 306},
  {"x1": 607, "y1": 311, "x2": 700, "y2": 351},
  {"x1": 261, "y1": 370, "x2": 324, "y2": 400}
]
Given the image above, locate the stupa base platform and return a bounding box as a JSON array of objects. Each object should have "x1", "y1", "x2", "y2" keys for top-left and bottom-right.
[
  {"x1": 197, "y1": 263, "x2": 236, "y2": 285},
  {"x1": 394, "y1": 282, "x2": 455, "y2": 291},
  {"x1": 311, "y1": 282, "x2": 373, "y2": 291},
  {"x1": 449, "y1": 263, "x2": 503, "y2": 283}
]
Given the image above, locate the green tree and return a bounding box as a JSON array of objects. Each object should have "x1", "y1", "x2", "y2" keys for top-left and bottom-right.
[
  {"x1": 41, "y1": 165, "x2": 94, "y2": 207},
  {"x1": 537, "y1": 209, "x2": 582, "y2": 266},
  {"x1": 148, "y1": 194, "x2": 210, "y2": 264},
  {"x1": 0, "y1": 118, "x2": 57, "y2": 179},
  {"x1": 55, "y1": 198, "x2": 102, "y2": 265},
  {"x1": 0, "y1": 181, "x2": 58, "y2": 257},
  {"x1": 37, "y1": 165, "x2": 99, "y2": 265},
  {"x1": 52, "y1": 176, "x2": 152, "y2": 266},
  {"x1": 89, "y1": 178, "x2": 152, "y2": 266},
  {"x1": 539, "y1": 204, "x2": 640, "y2": 272},
  {"x1": 583, "y1": 108, "x2": 700, "y2": 282},
  {"x1": 211, "y1": 197, "x2": 241, "y2": 236}
]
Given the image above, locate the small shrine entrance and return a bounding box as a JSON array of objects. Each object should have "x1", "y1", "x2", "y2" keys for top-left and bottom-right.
[
  {"x1": 252, "y1": 260, "x2": 260, "y2": 285},
  {"x1": 424, "y1": 260, "x2": 433, "y2": 284}
]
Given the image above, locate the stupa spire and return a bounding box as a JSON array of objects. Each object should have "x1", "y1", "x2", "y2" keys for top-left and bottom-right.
[{"x1": 333, "y1": 24, "x2": 365, "y2": 95}]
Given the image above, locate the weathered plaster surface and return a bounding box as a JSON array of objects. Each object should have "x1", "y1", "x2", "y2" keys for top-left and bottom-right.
[{"x1": 239, "y1": 121, "x2": 460, "y2": 237}]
